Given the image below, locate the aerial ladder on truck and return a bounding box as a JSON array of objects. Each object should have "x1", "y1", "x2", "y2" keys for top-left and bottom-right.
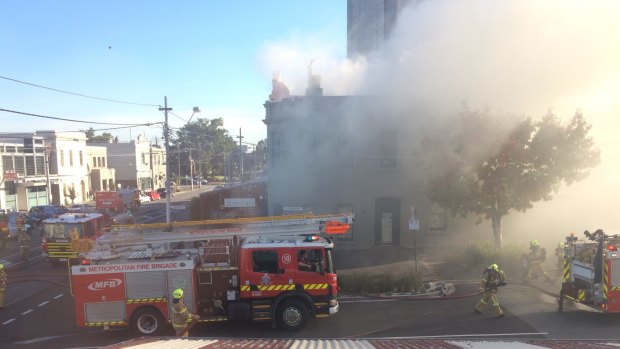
[{"x1": 81, "y1": 213, "x2": 354, "y2": 261}]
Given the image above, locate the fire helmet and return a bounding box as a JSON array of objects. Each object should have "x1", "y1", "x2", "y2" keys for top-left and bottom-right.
[
  {"x1": 489, "y1": 263, "x2": 499, "y2": 272},
  {"x1": 0, "y1": 264, "x2": 3, "y2": 270},
  {"x1": 173, "y1": 288, "x2": 184, "y2": 299},
  {"x1": 530, "y1": 240, "x2": 539, "y2": 247}
]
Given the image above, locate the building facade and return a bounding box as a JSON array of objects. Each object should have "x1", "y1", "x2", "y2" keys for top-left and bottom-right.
[
  {"x1": 0, "y1": 135, "x2": 50, "y2": 211},
  {"x1": 37, "y1": 131, "x2": 91, "y2": 206},
  {"x1": 263, "y1": 92, "x2": 452, "y2": 252},
  {"x1": 95, "y1": 134, "x2": 166, "y2": 191},
  {"x1": 87, "y1": 145, "x2": 115, "y2": 193}
]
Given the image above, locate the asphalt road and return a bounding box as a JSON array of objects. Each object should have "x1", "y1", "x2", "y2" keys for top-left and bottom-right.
[{"x1": 2, "y1": 191, "x2": 620, "y2": 348}]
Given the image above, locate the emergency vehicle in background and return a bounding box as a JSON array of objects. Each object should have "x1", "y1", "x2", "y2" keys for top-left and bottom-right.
[
  {"x1": 95, "y1": 189, "x2": 142, "y2": 213},
  {"x1": 42, "y1": 213, "x2": 107, "y2": 263},
  {"x1": 559, "y1": 229, "x2": 620, "y2": 313},
  {"x1": 70, "y1": 213, "x2": 353, "y2": 334}
]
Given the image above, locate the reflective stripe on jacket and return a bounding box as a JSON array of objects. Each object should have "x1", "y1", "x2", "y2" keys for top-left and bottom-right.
[{"x1": 171, "y1": 300, "x2": 193, "y2": 329}]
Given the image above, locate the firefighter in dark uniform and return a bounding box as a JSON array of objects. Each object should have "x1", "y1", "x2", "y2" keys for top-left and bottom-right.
[
  {"x1": 474, "y1": 263, "x2": 506, "y2": 317},
  {"x1": 171, "y1": 288, "x2": 200, "y2": 337},
  {"x1": 17, "y1": 228, "x2": 30, "y2": 262}
]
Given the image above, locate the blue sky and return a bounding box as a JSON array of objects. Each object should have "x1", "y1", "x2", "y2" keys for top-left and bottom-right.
[{"x1": 0, "y1": 1, "x2": 346, "y2": 144}]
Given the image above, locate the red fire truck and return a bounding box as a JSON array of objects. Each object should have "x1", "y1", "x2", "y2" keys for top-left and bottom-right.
[
  {"x1": 42, "y1": 213, "x2": 106, "y2": 263},
  {"x1": 559, "y1": 229, "x2": 620, "y2": 312},
  {"x1": 70, "y1": 214, "x2": 352, "y2": 335}
]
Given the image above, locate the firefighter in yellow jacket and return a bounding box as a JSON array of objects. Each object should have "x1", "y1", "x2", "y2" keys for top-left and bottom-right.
[
  {"x1": 474, "y1": 263, "x2": 506, "y2": 317},
  {"x1": 525, "y1": 240, "x2": 552, "y2": 283},
  {"x1": 171, "y1": 288, "x2": 200, "y2": 337}
]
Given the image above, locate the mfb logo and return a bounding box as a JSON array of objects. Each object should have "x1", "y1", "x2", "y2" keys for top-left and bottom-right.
[{"x1": 88, "y1": 279, "x2": 123, "y2": 291}]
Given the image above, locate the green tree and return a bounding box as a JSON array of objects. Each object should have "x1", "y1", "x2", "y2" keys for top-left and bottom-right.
[
  {"x1": 171, "y1": 117, "x2": 237, "y2": 179},
  {"x1": 83, "y1": 127, "x2": 114, "y2": 142},
  {"x1": 65, "y1": 186, "x2": 77, "y2": 205},
  {"x1": 421, "y1": 109, "x2": 600, "y2": 248}
]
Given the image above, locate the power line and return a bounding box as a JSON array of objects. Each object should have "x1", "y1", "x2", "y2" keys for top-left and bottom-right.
[
  {"x1": 0, "y1": 108, "x2": 160, "y2": 126},
  {"x1": 0, "y1": 75, "x2": 159, "y2": 107}
]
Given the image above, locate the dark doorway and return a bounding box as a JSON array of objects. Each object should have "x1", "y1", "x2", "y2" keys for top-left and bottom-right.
[{"x1": 374, "y1": 197, "x2": 401, "y2": 246}]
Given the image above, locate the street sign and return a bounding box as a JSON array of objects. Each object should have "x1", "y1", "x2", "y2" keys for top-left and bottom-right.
[
  {"x1": 2, "y1": 171, "x2": 18, "y2": 181},
  {"x1": 224, "y1": 198, "x2": 256, "y2": 208}
]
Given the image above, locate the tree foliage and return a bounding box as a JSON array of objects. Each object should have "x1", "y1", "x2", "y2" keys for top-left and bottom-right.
[
  {"x1": 83, "y1": 127, "x2": 114, "y2": 142},
  {"x1": 170, "y1": 117, "x2": 237, "y2": 179},
  {"x1": 421, "y1": 108, "x2": 600, "y2": 248}
]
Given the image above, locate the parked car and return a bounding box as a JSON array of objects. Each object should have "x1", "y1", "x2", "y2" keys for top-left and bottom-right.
[
  {"x1": 156, "y1": 188, "x2": 167, "y2": 198},
  {"x1": 138, "y1": 193, "x2": 151, "y2": 203},
  {"x1": 146, "y1": 191, "x2": 160, "y2": 201},
  {"x1": 28, "y1": 205, "x2": 69, "y2": 225}
]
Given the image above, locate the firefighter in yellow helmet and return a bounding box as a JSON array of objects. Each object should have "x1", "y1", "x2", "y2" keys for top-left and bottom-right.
[
  {"x1": 474, "y1": 263, "x2": 506, "y2": 317},
  {"x1": 0, "y1": 264, "x2": 6, "y2": 308},
  {"x1": 171, "y1": 288, "x2": 200, "y2": 337},
  {"x1": 525, "y1": 240, "x2": 552, "y2": 283},
  {"x1": 17, "y1": 227, "x2": 30, "y2": 262}
]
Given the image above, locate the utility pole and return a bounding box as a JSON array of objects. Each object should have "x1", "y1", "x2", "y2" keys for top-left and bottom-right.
[
  {"x1": 189, "y1": 147, "x2": 194, "y2": 191},
  {"x1": 44, "y1": 143, "x2": 52, "y2": 204},
  {"x1": 159, "y1": 97, "x2": 173, "y2": 224},
  {"x1": 237, "y1": 128, "x2": 244, "y2": 183}
]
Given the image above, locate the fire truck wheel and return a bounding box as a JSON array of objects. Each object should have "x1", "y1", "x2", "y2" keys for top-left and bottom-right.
[
  {"x1": 277, "y1": 299, "x2": 309, "y2": 331},
  {"x1": 130, "y1": 307, "x2": 165, "y2": 336}
]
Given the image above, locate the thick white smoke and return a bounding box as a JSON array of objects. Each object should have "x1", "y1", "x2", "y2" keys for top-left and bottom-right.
[{"x1": 259, "y1": 0, "x2": 620, "y2": 247}]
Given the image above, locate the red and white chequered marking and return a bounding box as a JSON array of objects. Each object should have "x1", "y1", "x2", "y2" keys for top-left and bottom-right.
[{"x1": 102, "y1": 338, "x2": 620, "y2": 349}]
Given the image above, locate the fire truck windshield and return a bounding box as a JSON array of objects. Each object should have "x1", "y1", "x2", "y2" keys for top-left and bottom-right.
[{"x1": 44, "y1": 223, "x2": 81, "y2": 239}]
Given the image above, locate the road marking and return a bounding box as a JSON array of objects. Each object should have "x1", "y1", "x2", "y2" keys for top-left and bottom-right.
[
  {"x1": 2, "y1": 318, "x2": 15, "y2": 325},
  {"x1": 21, "y1": 309, "x2": 33, "y2": 315},
  {"x1": 38, "y1": 300, "x2": 50, "y2": 307},
  {"x1": 53, "y1": 293, "x2": 64, "y2": 299}
]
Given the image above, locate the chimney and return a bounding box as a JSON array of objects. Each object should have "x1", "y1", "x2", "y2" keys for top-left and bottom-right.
[{"x1": 305, "y1": 60, "x2": 323, "y2": 96}]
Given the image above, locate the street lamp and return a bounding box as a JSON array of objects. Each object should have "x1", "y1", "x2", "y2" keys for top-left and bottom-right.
[{"x1": 187, "y1": 107, "x2": 200, "y2": 191}]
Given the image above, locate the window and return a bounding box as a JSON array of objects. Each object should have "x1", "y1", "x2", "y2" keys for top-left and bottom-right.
[
  {"x1": 379, "y1": 130, "x2": 398, "y2": 168},
  {"x1": 102, "y1": 157, "x2": 106, "y2": 167},
  {"x1": 36, "y1": 156, "x2": 45, "y2": 175},
  {"x1": 79, "y1": 151, "x2": 83, "y2": 166},
  {"x1": 297, "y1": 249, "x2": 324, "y2": 273},
  {"x1": 252, "y1": 250, "x2": 279, "y2": 274},
  {"x1": 60, "y1": 150, "x2": 65, "y2": 167},
  {"x1": 92, "y1": 157, "x2": 97, "y2": 167},
  {"x1": 25, "y1": 156, "x2": 35, "y2": 176},
  {"x1": 69, "y1": 150, "x2": 74, "y2": 166},
  {"x1": 429, "y1": 203, "x2": 447, "y2": 231},
  {"x1": 2, "y1": 155, "x2": 14, "y2": 170}
]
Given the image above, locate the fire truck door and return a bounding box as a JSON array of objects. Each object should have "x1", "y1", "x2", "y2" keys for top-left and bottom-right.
[
  {"x1": 247, "y1": 249, "x2": 287, "y2": 294},
  {"x1": 295, "y1": 249, "x2": 327, "y2": 294}
]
